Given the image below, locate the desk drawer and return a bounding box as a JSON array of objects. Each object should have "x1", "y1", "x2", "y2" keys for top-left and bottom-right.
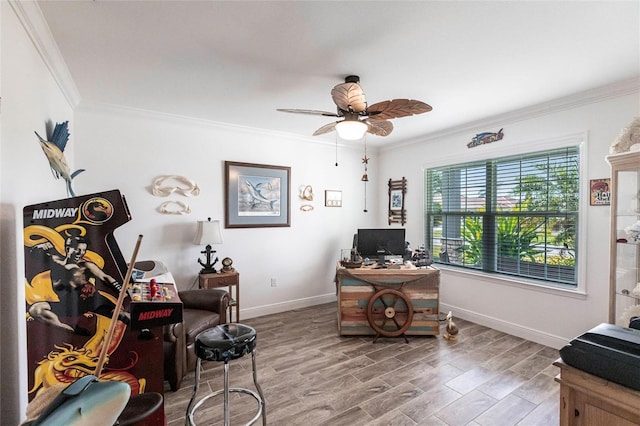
[{"x1": 199, "y1": 273, "x2": 239, "y2": 288}]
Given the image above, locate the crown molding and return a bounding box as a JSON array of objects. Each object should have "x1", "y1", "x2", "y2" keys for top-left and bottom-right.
[
  {"x1": 77, "y1": 99, "x2": 362, "y2": 151},
  {"x1": 384, "y1": 76, "x2": 640, "y2": 152},
  {"x1": 12, "y1": 0, "x2": 636, "y2": 153},
  {"x1": 9, "y1": 0, "x2": 81, "y2": 107}
]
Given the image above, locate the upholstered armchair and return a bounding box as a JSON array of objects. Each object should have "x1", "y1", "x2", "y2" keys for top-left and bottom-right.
[{"x1": 163, "y1": 288, "x2": 229, "y2": 391}]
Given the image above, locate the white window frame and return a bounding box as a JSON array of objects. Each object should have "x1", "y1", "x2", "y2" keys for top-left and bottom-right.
[{"x1": 422, "y1": 132, "x2": 588, "y2": 296}]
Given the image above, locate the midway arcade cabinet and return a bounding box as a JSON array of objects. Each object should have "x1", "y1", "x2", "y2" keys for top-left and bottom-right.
[{"x1": 23, "y1": 190, "x2": 178, "y2": 424}]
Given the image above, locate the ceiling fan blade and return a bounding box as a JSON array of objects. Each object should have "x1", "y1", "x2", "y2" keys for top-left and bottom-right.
[
  {"x1": 366, "y1": 120, "x2": 393, "y2": 137},
  {"x1": 366, "y1": 99, "x2": 432, "y2": 120},
  {"x1": 330, "y1": 82, "x2": 367, "y2": 113},
  {"x1": 277, "y1": 108, "x2": 340, "y2": 117},
  {"x1": 312, "y1": 122, "x2": 338, "y2": 136}
]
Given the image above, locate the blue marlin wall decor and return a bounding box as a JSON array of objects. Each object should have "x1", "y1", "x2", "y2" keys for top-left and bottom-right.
[{"x1": 35, "y1": 121, "x2": 85, "y2": 197}]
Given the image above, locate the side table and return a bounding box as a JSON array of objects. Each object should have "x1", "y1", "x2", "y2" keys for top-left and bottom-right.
[{"x1": 199, "y1": 270, "x2": 239, "y2": 323}]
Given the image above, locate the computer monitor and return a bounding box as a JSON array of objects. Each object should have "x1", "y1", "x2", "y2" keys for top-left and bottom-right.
[{"x1": 356, "y1": 228, "x2": 406, "y2": 262}]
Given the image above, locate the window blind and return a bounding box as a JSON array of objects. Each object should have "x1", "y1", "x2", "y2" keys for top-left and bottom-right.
[{"x1": 425, "y1": 147, "x2": 579, "y2": 285}]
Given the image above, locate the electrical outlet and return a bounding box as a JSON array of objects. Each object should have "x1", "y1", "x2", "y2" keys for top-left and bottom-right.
[{"x1": 270, "y1": 278, "x2": 277, "y2": 287}]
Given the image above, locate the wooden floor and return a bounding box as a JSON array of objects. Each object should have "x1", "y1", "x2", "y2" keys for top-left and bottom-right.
[{"x1": 163, "y1": 303, "x2": 560, "y2": 425}]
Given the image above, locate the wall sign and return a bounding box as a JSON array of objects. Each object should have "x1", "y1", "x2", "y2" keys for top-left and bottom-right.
[
  {"x1": 388, "y1": 177, "x2": 407, "y2": 225},
  {"x1": 325, "y1": 190, "x2": 342, "y2": 207},
  {"x1": 590, "y1": 178, "x2": 611, "y2": 206},
  {"x1": 467, "y1": 128, "x2": 504, "y2": 148}
]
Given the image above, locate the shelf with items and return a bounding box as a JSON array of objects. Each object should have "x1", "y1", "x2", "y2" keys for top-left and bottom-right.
[
  {"x1": 613, "y1": 245, "x2": 640, "y2": 327},
  {"x1": 607, "y1": 151, "x2": 640, "y2": 326}
]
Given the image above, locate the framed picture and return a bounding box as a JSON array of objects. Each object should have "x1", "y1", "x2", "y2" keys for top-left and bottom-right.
[
  {"x1": 390, "y1": 189, "x2": 403, "y2": 209},
  {"x1": 225, "y1": 161, "x2": 291, "y2": 228},
  {"x1": 325, "y1": 190, "x2": 342, "y2": 207},
  {"x1": 590, "y1": 178, "x2": 611, "y2": 206}
]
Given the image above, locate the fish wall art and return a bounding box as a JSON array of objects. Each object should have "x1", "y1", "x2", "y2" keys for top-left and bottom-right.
[{"x1": 35, "y1": 121, "x2": 85, "y2": 197}]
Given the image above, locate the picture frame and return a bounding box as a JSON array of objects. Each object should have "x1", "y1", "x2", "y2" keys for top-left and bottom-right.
[
  {"x1": 224, "y1": 161, "x2": 291, "y2": 228},
  {"x1": 390, "y1": 189, "x2": 403, "y2": 209},
  {"x1": 589, "y1": 178, "x2": 611, "y2": 206},
  {"x1": 325, "y1": 190, "x2": 342, "y2": 207}
]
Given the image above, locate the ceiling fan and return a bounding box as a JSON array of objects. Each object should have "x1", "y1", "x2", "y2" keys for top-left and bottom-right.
[{"x1": 277, "y1": 75, "x2": 432, "y2": 140}]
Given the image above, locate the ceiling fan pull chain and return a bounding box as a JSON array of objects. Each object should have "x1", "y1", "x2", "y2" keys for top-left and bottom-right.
[
  {"x1": 335, "y1": 133, "x2": 339, "y2": 166},
  {"x1": 363, "y1": 181, "x2": 368, "y2": 213},
  {"x1": 362, "y1": 136, "x2": 368, "y2": 212}
]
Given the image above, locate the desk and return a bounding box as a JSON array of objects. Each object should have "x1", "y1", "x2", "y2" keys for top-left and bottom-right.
[
  {"x1": 336, "y1": 264, "x2": 440, "y2": 336},
  {"x1": 199, "y1": 271, "x2": 239, "y2": 323},
  {"x1": 554, "y1": 359, "x2": 640, "y2": 425}
]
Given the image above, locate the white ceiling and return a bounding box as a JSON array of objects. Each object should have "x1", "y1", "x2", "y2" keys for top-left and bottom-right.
[{"x1": 35, "y1": 1, "x2": 640, "y2": 146}]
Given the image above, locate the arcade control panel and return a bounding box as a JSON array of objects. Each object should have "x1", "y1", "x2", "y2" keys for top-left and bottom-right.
[{"x1": 129, "y1": 279, "x2": 183, "y2": 329}]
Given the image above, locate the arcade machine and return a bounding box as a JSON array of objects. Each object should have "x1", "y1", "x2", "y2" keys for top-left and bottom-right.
[{"x1": 23, "y1": 190, "x2": 182, "y2": 425}]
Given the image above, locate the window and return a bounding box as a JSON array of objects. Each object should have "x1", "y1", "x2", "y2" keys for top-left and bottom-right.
[{"x1": 425, "y1": 147, "x2": 579, "y2": 286}]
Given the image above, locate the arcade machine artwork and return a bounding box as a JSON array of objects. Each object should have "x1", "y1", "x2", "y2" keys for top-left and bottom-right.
[{"x1": 23, "y1": 190, "x2": 170, "y2": 405}]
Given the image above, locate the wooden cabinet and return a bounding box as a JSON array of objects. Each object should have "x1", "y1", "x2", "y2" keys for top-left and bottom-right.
[
  {"x1": 607, "y1": 152, "x2": 640, "y2": 326},
  {"x1": 199, "y1": 271, "x2": 239, "y2": 323},
  {"x1": 336, "y1": 265, "x2": 440, "y2": 336},
  {"x1": 554, "y1": 360, "x2": 640, "y2": 426}
]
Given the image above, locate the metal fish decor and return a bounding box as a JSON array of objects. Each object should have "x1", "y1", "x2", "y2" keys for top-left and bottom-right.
[
  {"x1": 35, "y1": 121, "x2": 85, "y2": 197},
  {"x1": 467, "y1": 128, "x2": 504, "y2": 148}
]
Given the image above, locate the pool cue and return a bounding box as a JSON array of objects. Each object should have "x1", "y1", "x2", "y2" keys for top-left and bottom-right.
[{"x1": 95, "y1": 234, "x2": 143, "y2": 378}]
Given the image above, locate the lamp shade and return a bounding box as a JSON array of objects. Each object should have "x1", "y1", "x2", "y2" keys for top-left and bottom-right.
[
  {"x1": 336, "y1": 120, "x2": 368, "y2": 140},
  {"x1": 194, "y1": 218, "x2": 223, "y2": 245}
]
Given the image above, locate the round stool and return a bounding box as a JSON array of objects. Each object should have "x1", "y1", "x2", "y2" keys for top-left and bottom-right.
[
  {"x1": 116, "y1": 392, "x2": 163, "y2": 425},
  {"x1": 185, "y1": 323, "x2": 266, "y2": 426}
]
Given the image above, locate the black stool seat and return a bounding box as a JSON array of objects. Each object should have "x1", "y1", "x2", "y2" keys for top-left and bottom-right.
[
  {"x1": 116, "y1": 392, "x2": 163, "y2": 426},
  {"x1": 187, "y1": 323, "x2": 266, "y2": 426},
  {"x1": 195, "y1": 323, "x2": 256, "y2": 362}
]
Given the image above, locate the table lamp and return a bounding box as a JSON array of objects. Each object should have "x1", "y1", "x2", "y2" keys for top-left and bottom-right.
[{"x1": 194, "y1": 218, "x2": 223, "y2": 274}]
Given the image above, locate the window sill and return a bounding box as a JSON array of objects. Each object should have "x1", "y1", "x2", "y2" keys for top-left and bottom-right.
[{"x1": 436, "y1": 264, "x2": 587, "y2": 300}]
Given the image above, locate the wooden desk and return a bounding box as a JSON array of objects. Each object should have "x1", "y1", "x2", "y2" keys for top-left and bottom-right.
[
  {"x1": 336, "y1": 264, "x2": 440, "y2": 336},
  {"x1": 199, "y1": 271, "x2": 239, "y2": 323},
  {"x1": 554, "y1": 359, "x2": 640, "y2": 425}
]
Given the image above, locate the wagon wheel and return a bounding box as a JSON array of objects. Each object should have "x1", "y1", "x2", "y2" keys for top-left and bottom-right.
[{"x1": 366, "y1": 288, "x2": 414, "y2": 341}]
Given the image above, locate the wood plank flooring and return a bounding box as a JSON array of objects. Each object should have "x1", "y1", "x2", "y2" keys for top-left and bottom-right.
[{"x1": 163, "y1": 303, "x2": 560, "y2": 425}]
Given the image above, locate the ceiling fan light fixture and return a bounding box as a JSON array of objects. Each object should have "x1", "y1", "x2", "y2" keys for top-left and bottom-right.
[{"x1": 335, "y1": 120, "x2": 368, "y2": 140}]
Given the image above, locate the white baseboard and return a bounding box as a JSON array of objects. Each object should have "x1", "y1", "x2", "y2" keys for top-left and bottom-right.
[
  {"x1": 439, "y1": 302, "x2": 569, "y2": 350},
  {"x1": 240, "y1": 293, "x2": 337, "y2": 320},
  {"x1": 240, "y1": 297, "x2": 569, "y2": 350}
]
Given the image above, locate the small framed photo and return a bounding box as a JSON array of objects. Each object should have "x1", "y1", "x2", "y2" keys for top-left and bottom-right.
[
  {"x1": 590, "y1": 178, "x2": 610, "y2": 206},
  {"x1": 325, "y1": 190, "x2": 342, "y2": 207},
  {"x1": 225, "y1": 161, "x2": 291, "y2": 228},
  {"x1": 390, "y1": 189, "x2": 403, "y2": 209}
]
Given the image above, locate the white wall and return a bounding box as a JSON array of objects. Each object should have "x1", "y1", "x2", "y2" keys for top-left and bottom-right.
[
  {"x1": 1, "y1": 2, "x2": 75, "y2": 423},
  {"x1": 379, "y1": 88, "x2": 640, "y2": 348},
  {"x1": 72, "y1": 105, "x2": 376, "y2": 316}
]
